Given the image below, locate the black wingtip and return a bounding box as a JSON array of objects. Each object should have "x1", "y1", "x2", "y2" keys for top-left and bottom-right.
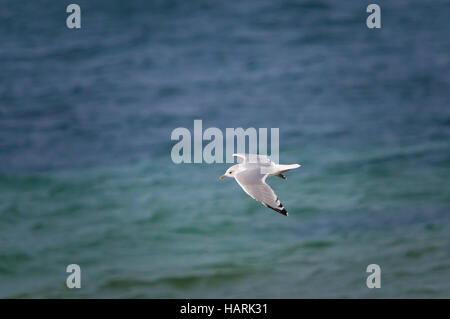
[{"x1": 267, "y1": 205, "x2": 288, "y2": 216}]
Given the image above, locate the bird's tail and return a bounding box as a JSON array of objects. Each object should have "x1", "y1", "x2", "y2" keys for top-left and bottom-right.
[{"x1": 277, "y1": 164, "x2": 301, "y2": 173}]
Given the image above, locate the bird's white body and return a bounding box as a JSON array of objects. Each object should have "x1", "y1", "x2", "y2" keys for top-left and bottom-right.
[{"x1": 220, "y1": 153, "x2": 301, "y2": 216}]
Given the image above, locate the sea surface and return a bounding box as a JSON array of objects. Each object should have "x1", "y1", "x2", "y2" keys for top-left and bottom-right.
[{"x1": 0, "y1": 0, "x2": 449, "y2": 298}]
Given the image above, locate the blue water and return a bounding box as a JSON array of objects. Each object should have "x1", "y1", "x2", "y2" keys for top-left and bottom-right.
[{"x1": 0, "y1": 0, "x2": 449, "y2": 298}]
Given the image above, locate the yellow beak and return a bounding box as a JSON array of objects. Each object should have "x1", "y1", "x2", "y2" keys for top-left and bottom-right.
[{"x1": 219, "y1": 175, "x2": 226, "y2": 180}]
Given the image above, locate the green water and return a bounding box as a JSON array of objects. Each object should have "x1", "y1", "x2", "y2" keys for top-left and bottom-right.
[{"x1": 2, "y1": 143, "x2": 450, "y2": 298}]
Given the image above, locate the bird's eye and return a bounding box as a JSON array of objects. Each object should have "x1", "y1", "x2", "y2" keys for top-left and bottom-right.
[{"x1": 229, "y1": 171, "x2": 232, "y2": 174}]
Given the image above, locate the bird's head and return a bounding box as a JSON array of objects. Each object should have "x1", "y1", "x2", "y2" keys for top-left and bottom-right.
[{"x1": 220, "y1": 164, "x2": 240, "y2": 179}]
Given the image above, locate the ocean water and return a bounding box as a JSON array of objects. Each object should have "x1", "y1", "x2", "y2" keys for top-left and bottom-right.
[{"x1": 1, "y1": 0, "x2": 449, "y2": 298}]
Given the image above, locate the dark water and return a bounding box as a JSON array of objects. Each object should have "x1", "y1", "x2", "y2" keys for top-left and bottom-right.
[{"x1": 0, "y1": 0, "x2": 449, "y2": 298}]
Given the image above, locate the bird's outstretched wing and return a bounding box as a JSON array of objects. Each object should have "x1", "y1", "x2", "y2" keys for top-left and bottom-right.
[{"x1": 234, "y1": 168, "x2": 288, "y2": 216}]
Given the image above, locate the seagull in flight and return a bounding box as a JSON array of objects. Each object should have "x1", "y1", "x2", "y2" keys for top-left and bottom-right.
[{"x1": 220, "y1": 153, "x2": 301, "y2": 216}]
